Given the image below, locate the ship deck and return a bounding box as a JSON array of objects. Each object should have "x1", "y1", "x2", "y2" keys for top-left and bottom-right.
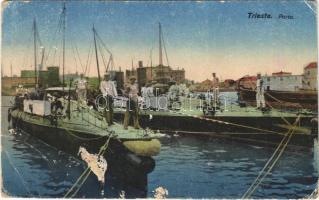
[
  {"x1": 116, "y1": 97, "x2": 315, "y2": 118},
  {"x1": 10, "y1": 102, "x2": 163, "y2": 140}
]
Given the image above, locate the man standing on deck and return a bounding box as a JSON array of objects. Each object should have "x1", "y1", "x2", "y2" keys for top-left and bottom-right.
[
  {"x1": 75, "y1": 73, "x2": 88, "y2": 106},
  {"x1": 100, "y1": 73, "x2": 118, "y2": 126},
  {"x1": 256, "y1": 73, "x2": 266, "y2": 109},
  {"x1": 123, "y1": 76, "x2": 140, "y2": 129}
]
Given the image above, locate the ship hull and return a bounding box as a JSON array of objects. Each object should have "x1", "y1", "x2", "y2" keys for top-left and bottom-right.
[
  {"x1": 9, "y1": 111, "x2": 155, "y2": 191},
  {"x1": 114, "y1": 112, "x2": 317, "y2": 148},
  {"x1": 238, "y1": 89, "x2": 318, "y2": 109}
]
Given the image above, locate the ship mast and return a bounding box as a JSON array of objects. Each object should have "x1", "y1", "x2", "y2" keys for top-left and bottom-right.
[
  {"x1": 62, "y1": 3, "x2": 66, "y2": 91},
  {"x1": 93, "y1": 25, "x2": 101, "y2": 85},
  {"x1": 33, "y1": 19, "x2": 37, "y2": 88},
  {"x1": 159, "y1": 22, "x2": 163, "y2": 66}
]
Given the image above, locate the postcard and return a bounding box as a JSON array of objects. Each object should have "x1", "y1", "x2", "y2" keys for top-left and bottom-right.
[{"x1": 1, "y1": 0, "x2": 318, "y2": 198}]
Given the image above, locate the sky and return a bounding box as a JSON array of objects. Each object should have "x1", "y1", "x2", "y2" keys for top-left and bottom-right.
[{"x1": 1, "y1": 0, "x2": 317, "y2": 81}]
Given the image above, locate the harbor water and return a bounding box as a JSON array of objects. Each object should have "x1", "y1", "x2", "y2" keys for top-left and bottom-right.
[{"x1": 1, "y1": 96, "x2": 318, "y2": 198}]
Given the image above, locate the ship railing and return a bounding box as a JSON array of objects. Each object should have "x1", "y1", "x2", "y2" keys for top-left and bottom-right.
[{"x1": 60, "y1": 99, "x2": 107, "y2": 129}]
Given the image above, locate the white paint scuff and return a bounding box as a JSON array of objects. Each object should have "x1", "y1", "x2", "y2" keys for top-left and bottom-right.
[{"x1": 78, "y1": 147, "x2": 107, "y2": 184}]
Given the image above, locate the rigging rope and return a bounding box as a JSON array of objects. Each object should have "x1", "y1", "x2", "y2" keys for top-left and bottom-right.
[
  {"x1": 74, "y1": 42, "x2": 85, "y2": 74},
  {"x1": 43, "y1": 6, "x2": 63, "y2": 66},
  {"x1": 241, "y1": 115, "x2": 301, "y2": 199},
  {"x1": 242, "y1": 79, "x2": 293, "y2": 126},
  {"x1": 183, "y1": 113, "x2": 287, "y2": 136},
  {"x1": 84, "y1": 42, "x2": 93, "y2": 76},
  {"x1": 63, "y1": 133, "x2": 113, "y2": 198},
  {"x1": 97, "y1": 40, "x2": 109, "y2": 73},
  {"x1": 161, "y1": 31, "x2": 170, "y2": 67},
  {"x1": 70, "y1": 42, "x2": 79, "y2": 74}
]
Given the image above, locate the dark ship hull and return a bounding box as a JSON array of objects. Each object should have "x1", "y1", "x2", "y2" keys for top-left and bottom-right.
[
  {"x1": 237, "y1": 89, "x2": 317, "y2": 110},
  {"x1": 113, "y1": 111, "x2": 317, "y2": 148}
]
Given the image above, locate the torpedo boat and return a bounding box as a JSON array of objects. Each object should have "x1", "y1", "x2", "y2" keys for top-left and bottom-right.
[{"x1": 8, "y1": 87, "x2": 163, "y2": 190}]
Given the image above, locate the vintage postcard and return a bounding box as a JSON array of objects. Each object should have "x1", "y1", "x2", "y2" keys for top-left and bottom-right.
[{"x1": 1, "y1": 0, "x2": 318, "y2": 198}]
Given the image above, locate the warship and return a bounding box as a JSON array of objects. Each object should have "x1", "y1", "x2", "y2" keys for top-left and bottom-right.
[
  {"x1": 8, "y1": 89, "x2": 163, "y2": 189},
  {"x1": 236, "y1": 74, "x2": 318, "y2": 110},
  {"x1": 6, "y1": 5, "x2": 164, "y2": 190},
  {"x1": 110, "y1": 90, "x2": 317, "y2": 148}
]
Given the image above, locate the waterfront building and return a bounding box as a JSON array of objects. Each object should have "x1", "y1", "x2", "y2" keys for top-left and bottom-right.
[
  {"x1": 303, "y1": 62, "x2": 317, "y2": 90},
  {"x1": 126, "y1": 60, "x2": 185, "y2": 89},
  {"x1": 21, "y1": 66, "x2": 60, "y2": 87},
  {"x1": 223, "y1": 79, "x2": 236, "y2": 88},
  {"x1": 2, "y1": 77, "x2": 36, "y2": 90},
  {"x1": 262, "y1": 71, "x2": 303, "y2": 92},
  {"x1": 136, "y1": 61, "x2": 155, "y2": 87}
]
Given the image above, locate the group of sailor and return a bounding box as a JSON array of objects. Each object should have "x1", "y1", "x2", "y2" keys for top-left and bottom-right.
[
  {"x1": 72, "y1": 70, "x2": 266, "y2": 128},
  {"x1": 75, "y1": 73, "x2": 141, "y2": 130}
]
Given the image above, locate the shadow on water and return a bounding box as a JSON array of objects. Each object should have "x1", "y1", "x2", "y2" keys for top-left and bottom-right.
[{"x1": 2, "y1": 96, "x2": 318, "y2": 198}]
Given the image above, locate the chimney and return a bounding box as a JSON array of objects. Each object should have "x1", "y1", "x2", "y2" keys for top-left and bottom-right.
[{"x1": 138, "y1": 61, "x2": 143, "y2": 68}]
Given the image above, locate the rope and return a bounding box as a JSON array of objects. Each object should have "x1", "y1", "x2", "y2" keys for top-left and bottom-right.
[
  {"x1": 184, "y1": 113, "x2": 286, "y2": 136},
  {"x1": 84, "y1": 42, "x2": 93, "y2": 76},
  {"x1": 63, "y1": 133, "x2": 113, "y2": 198},
  {"x1": 161, "y1": 31, "x2": 170, "y2": 66},
  {"x1": 241, "y1": 115, "x2": 301, "y2": 199},
  {"x1": 241, "y1": 80, "x2": 293, "y2": 126}
]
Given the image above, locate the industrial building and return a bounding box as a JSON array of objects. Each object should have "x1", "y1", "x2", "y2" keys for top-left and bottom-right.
[
  {"x1": 126, "y1": 60, "x2": 185, "y2": 89},
  {"x1": 20, "y1": 66, "x2": 60, "y2": 87}
]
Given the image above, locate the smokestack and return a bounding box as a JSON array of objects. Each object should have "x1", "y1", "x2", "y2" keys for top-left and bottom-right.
[{"x1": 138, "y1": 61, "x2": 143, "y2": 68}]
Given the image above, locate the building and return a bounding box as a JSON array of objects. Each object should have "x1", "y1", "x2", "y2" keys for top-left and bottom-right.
[
  {"x1": 303, "y1": 62, "x2": 317, "y2": 90},
  {"x1": 223, "y1": 79, "x2": 236, "y2": 88},
  {"x1": 136, "y1": 61, "x2": 155, "y2": 87},
  {"x1": 262, "y1": 72, "x2": 303, "y2": 92},
  {"x1": 127, "y1": 60, "x2": 186, "y2": 89},
  {"x1": 21, "y1": 66, "x2": 60, "y2": 87},
  {"x1": 272, "y1": 71, "x2": 292, "y2": 76},
  {"x1": 2, "y1": 77, "x2": 36, "y2": 89},
  {"x1": 47, "y1": 66, "x2": 60, "y2": 87},
  {"x1": 170, "y1": 68, "x2": 185, "y2": 84}
]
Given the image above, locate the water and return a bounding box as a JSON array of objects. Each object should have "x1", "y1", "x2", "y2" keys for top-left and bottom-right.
[{"x1": 1, "y1": 96, "x2": 318, "y2": 198}]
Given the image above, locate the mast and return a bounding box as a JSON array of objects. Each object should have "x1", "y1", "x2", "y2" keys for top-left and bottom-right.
[
  {"x1": 62, "y1": 3, "x2": 66, "y2": 91},
  {"x1": 33, "y1": 18, "x2": 37, "y2": 88},
  {"x1": 10, "y1": 63, "x2": 12, "y2": 82},
  {"x1": 93, "y1": 25, "x2": 101, "y2": 84},
  {"x1": 159, "y1": 22, "x2": 163, "y2": 66},
  {"x1": 40, "y1": 47, "x2": 45, "y2": 71}
]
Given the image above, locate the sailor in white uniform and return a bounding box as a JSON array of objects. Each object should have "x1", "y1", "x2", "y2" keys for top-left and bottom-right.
[
  {"x1": 75, "y1": 74, "x2": 88, "y2": 106},
  {"x1": 100, "y1": 73, "x2": 118, "y2": 125},
  {"x1": 256, "y1": 73, "x2": 266, "y2": 109}
]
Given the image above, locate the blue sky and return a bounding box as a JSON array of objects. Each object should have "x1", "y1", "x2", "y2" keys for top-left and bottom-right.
[{"x1": 1, "y1": 0, "x2": 317, "y2": 81}]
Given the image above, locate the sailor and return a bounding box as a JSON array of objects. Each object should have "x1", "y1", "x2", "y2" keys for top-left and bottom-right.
[
  {"x1": 211, "y1": 72, "x2": 219, "y2": 108},
  {"x1": 146, "y1": 82, "x2": 154, "y2": 97},
  {"x1": 75, "y1": 74, "x2": 88, "y2": 106},
  {"x1": 256, "y1": 73, "x2": 266, "y2": 109},
  {"x1": 100, "y1": 73, "x2": 118, "y2": 126},
  {"x1": 123, "y1": 76, "x2": 140, "y2": 129},
  {"x1": 141, "y1": 84, "x2": 148, "y2": 99}
]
